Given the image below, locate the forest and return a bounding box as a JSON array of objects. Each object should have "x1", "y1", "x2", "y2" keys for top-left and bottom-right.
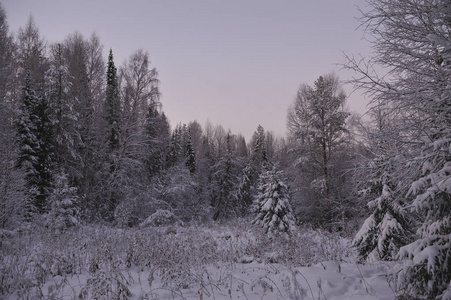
[{"x1": 0, "y1": 0, "x2": 450, "y2": 299}]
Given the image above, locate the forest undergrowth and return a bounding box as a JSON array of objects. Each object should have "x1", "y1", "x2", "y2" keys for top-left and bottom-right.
[{"x1": 0, "y1": 219, "x2": 356, "y2": 299}]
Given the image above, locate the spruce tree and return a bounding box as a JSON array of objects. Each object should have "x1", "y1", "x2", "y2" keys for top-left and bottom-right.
[
  {"x1": 236, "y1": 165, "x2": 254, "y2": 214},
  {"x1": 253, "y1": 166, "x2": 296, "y2": 234},
  {"x1": 353, "y1": 157, "x2": 409, "y2": 262},
  {"x1": 166, "y1": 124, "x2": 183, "y2": 168},
  {"x1": 46, "y1": 170, "x2": 80, "y2": 231},
  {"x1": 251, "y1": 125, "x2": 268, "y2": 169},
  {"x1": 184, "y1": 131, "x2": 196, "y2": 173},
  {"x1": 98, "y1": 49, "x2": 122, "y2": 220},
  {"x1": 145, "y1": 105, "x2": 170, "y2": 176},
  {"x1": 345, "y1": 0, "x2": 451, "y2": 297},
  {"x1": 17, "y1": 74, "x2": 54, "y2": 214},
  {"x1": 212, "y1": 133, "x2": 238, "y2": 220},
  {"x1": 104, "y1": 48, "x2": 121, "y2": 151}
]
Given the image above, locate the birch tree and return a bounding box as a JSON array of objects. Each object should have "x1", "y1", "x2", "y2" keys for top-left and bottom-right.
[{"x1": 346, "y1": 0, "x2": 451, "y2": 297}]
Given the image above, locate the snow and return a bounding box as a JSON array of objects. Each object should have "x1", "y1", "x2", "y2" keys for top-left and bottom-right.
[{"x1": 0, "y1": 222, "x2": 395, "y2": 300}]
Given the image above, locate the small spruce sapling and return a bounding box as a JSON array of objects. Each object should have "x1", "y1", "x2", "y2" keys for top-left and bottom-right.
[
  {"x1": 252, "y1": 167, "x2": 296, "y2": 234},
  {"x1": 46, "y1": 171, "x2": 80, "y2": 231}
]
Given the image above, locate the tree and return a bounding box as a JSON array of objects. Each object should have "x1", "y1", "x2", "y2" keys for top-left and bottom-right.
[
  {"x1": 252, "y1": 166, "x2": 296, "y2": 235},
  {"x1": 104, "y1": 48, "x2": 121, "y2": 152},
  {"x1": 17, "y1": 74, "x2": 54, "y2": 215},
  {"x1": 45, "y1": 43, "x2": 76, "y2": 166},
  {"x1": 0, "y1": 3, "x2": 16, "y2": 104},
  {"x1": 287, "y1": 73, "x2": 349, "y2": 224},
  {"x1": 85, "y1": 33, "x2": 105, "y2": 118},
  {"x1": 184, "y1": 131, "x2": 196, "y2": 173},
  {"x1": 166, "y1": 124, "x2": 184, "y2": 168},
  {"x1": 211, "y1": 132, "x2": 239, "y2": 220},
  {"x1": 119, "y1": 49, "x2": 160, "y2": 172},
  {"x1": 58, "y1": 32, "x2": 101, "y2": 218},
  {"x1": 103, "y1": 49, "x2": 160, "y2": 221},
  {"x1": 235, "y1": 164, "x2": 254, "y2": 214},
  {"x1": 0, "y1": 3, "x2": 24, "y2": 229},
  {"x1": 46, "y1": 170, "x2": 80, "y2": 231},
  {"x1": 16, "y1": 16, "x2": 48, "y2": 86},
  {"x1": 346, "y1": 0, "x2": 451, "y2": 298},
  {"x1": 145, "y1": 105, "x2": 170, "y2": 176},
  {"x1": 353, "y1": 156, "x2": 410, "y2": 262},
  {"x1": 250, "y1": 125, "x2": 268, "y2": 169}
]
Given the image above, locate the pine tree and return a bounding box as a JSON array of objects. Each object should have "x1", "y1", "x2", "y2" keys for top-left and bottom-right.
[
  {"x1": 17, "y1": 74, "x2": 54, "y2": 214},
  {"x1": 253, "y1": 167, "x2": 296, "y2": 234},
  {"x1": 104, "y1": 48, "x2": 121, "y2": 151}
]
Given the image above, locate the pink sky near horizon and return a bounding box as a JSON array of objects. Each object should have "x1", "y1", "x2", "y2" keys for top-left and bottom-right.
[{"x1": 3, "y1": 0, "x2": 373, "y2": 140}]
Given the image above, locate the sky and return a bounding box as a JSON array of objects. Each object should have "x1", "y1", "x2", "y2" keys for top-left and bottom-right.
[{"x1": 2, "y1": 0, "x2": 373, "y2": 140}]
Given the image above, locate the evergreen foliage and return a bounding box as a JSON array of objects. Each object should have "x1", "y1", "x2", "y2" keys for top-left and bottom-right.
[
  {"x1": 397, "y1": 140, "x2": 451, "y2": 298},
  {"x1": 17, "y1": 74, "x2": 54, "y2": 214},
  {"x1": 145, "y1": 106, "x2": 170, "y2": 176},
  {"x1": 184, "y1": 131, "x2": 196, "y2": 173},
  {"x1": 235, "y1": 165, "x2": 254, "y2": 214},
  {"x1": 211, "y1": 133, "x2": 238, "y2": 220},
  {"x1": 46, "y1": 170, "x2": 80, "y2": 231},
  {"x1": 253, "y1": 167, "x2": 296, "y2": 234},
  {"x1": 105, "y1": 48, "x2": 121, "y2": 151},
  {"x1": 353, "y1": 157, "x2": 409, "y2": 262},
  {"x1": 346, "y1": 0, "x2": 451, "y2": 297}
]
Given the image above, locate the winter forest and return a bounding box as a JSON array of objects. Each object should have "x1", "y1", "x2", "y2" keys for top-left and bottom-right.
[{"x1": 1, "y1": 0, "x2": 450, "y2": 299}]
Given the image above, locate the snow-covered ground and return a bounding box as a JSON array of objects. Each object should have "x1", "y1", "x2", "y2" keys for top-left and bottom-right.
[{"x1": 0, "y1": 220, "x2": 395, "y2": 299}]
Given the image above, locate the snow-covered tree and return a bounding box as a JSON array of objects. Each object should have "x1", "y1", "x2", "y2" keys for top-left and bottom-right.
[
  {"x1": 16, "y1": 16, "x2": 48, "y2": 86},
  {"x1": 397, "y1": 140, "x2": 451, "y2": 298},
  {"x1": 250, "y1": 125, "x2": 268, "y2": 170},
  {"x1": 17, "y1": 74, "x2": 54, "y2": 214},
  {"x1": 235, "y1": 165, "x2": 254, "y2": 214},
  {"x1": 211, "y1": 133, "x2": 239, "y2": 220},
  {"x1": 287, "y1": 74, "x2": 349, "y2": 224},
  {"x1": 346, "y1": 0, "x2": 451, "y2": 297},
  {"x1": 145, "y1": 105, "x2": 170, "y2": 176},
  {"x1": 166, "y1": 124, "x2": 184, "y2": 168},
  {"x1": 46, "y1": 43, "x2": 77, "y2": 167},
  {"x1": 104, "y1": 48, "x2": 121, "y2": 152},
  {"x1": 0, "y1": 4, "x2": 23, "y2": 229},
  {"x1": 0, "y1": 3, "x2": 16, "y2": 104},
  {"x1": 253, "y1": 167, "x2": 296, "y2": 234},
  {"x1": 353, "y1": 157, "x2": 410, "y2": 262},
  {"x1": 184, "y1": 131, "x2": 196, "y2": 173},
  {"x1": 46, "y1": 170, "x2": 80, "y2": 231}
]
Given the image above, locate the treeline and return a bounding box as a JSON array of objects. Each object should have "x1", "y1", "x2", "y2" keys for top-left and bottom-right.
[{"x1": 0, "y1": 6, "x2": 364, "y2": 230}]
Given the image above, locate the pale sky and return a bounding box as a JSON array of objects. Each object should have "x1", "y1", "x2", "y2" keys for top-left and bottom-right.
[{"x1": 2, "y1": 0, "x2": 372, "y2": 140}]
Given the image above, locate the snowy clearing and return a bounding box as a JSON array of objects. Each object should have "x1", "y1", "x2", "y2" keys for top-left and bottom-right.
[{"x1": 0, "y1": 221, "x2": 394, "y2": 299}]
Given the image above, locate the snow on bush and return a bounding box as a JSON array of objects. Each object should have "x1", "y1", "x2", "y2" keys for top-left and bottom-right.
[
  {"x1": 140, "y1": 209, "x2": 175, "y2": 227},
  {"x1": 0, "y1": 220, "x2": 366, "y2": 299}
]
